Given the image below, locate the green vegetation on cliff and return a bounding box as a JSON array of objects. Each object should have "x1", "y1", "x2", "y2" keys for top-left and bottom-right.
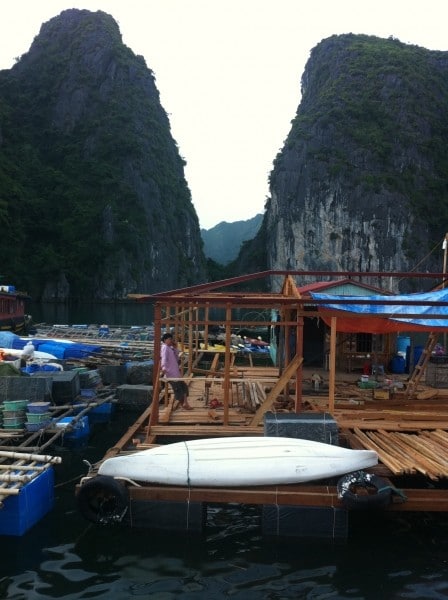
[
  {"x1": 0, "y1": 9, "x2": 206, "y2": 300},
  {"x1": 273, "y1": 34, "x2": 448, "y2": 243}
]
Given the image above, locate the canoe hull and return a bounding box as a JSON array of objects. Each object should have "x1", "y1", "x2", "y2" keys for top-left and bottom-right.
[{"x1": 98, "y1": 436, "x2": 378, "y2": 487}]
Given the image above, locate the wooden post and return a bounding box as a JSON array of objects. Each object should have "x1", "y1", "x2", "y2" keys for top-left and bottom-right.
[
  {"x1": 187, "y1": 303, "x2": 194, "y2": 374},
  {"x1": 149, "y1": 302, "x2": 162, "y2": 430},
  {"x1": 251, "y1": 353, "x2": 303, "y2": 426},
  {"x1": 328, "y1": 316, "x2": 337, "y2": 414},
  {"x1": 283, "y1": 309, "x2": 291, "y2": 400},
  {"x1": 294, "y1": 313, "x2": 304, "y2": 413},
  {"x1": 443, "y1": 233, "x2": 448, "y2": 352},
  {"x1": 223, "y1": 304, "x2": 232, "y2": 426},
  {"x1": 443, "y1": 232, "x2": 448, "y2": 287},
  {"x1": 204, "y1": 304, "x2": 209, "y2": 349}
]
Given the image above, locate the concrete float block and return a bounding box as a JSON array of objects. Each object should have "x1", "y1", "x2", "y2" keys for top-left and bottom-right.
[
  {"x1": 262, "y1": 504, "x2": 348, "y2": 540},
  {"x1": 116, "y1": 384, "x2": 152, "y2": 411},
  {"x1": 128, "y1": 499, "x2": 205, "y2": 532},
  {"x1": 264, "y1": 411, "x2": 339, "y2": 445},
  {"x1": 79, "y1": 369, "x2": 102, "y2": 388},
  {"x1": 98, "y1": 364, "x2": 127, "y2": 385},
  {"x1": 0, "y1": 375, "x2": 52, "y2": 402},
  {"x1": 32, "y1": 371, "x2": 80, "y2": 404},
  {"x1": 125, "y1": 360, "x2": 154, "y2": 385}
]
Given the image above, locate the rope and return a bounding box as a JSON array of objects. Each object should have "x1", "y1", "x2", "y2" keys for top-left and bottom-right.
[
  {"x1": 184, "y1": 441, "x2": 191, "y2": 531},
  {"x1": 184, "y1": 441, "x2": 191, "y2": 487},
  {"x1": 378, "y1": 484, "x2": 407, "y2": 501}
]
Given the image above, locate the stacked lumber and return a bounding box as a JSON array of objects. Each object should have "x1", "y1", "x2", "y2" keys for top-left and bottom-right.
[
  {"x1": 351, "y1": 428, "x2": 448, "y2": 480},
  {"x1": 235, "y1": 381, "x2": 267, "y2": 412}
]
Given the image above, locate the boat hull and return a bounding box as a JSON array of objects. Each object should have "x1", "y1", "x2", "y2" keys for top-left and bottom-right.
[
  {"x1": 98, "y1": 436, "x2": 378, "y2": 486},
  {"x1": 0, "y1": 289, "x2": 26, "y2": 333}
]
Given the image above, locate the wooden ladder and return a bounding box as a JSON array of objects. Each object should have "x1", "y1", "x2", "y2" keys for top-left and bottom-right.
[{"x1": 405, "y1": 332, "x2": 439, "y2": 398}]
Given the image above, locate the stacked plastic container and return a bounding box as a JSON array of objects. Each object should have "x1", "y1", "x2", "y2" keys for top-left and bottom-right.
[
  {"x1": 2, "y1": 400, "x2": 28, "y2": 429},
  {"x1": 25, "y1": 402, "x2": 52, "y2": 432}
]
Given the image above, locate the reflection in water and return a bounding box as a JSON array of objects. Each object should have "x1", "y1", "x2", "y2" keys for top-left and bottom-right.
[{"x1": 4, "y1": 503, "x2": 448, "y2": 599}]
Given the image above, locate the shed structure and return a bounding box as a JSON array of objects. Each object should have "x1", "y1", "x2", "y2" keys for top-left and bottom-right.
[{"x1": 129, "y1": 270, "x2": 448, "y2": 438}]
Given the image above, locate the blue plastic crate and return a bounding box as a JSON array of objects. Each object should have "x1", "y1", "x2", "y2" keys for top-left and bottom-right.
[
  {"x1": 56, "y1": 415, "x2": 90, "y2": 439},
  {"x1": 0, "y1": 468, "x2": 54, "y2": 536},
  {"x1": 90, "y1": 401, "x2": 114, "y2": 415}
]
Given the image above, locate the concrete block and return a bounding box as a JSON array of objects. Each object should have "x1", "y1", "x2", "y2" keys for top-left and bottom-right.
[
  {"x1": 128, "y1": 499, "x2": 205, "y2": 532},
  {"x1": 0, "y1": 375, "x2": 52, "y2": 402},
  {"x1": 116, "y1": 384, "x2": 152, "y2": 411},
  {"x1": 264, "y1": 411, "x2": 339, "y2": 445},
  {"x1": 99, "y1": 364, "x2": 127, "y2": 385},
  {"x1": 262, "y1": 504, "x2": 348, "y2": 539}
]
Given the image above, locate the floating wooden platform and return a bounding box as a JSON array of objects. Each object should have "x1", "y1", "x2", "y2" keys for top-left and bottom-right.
[{"x1": 77, "y1": 364, "x2": 448, "y2": 517}]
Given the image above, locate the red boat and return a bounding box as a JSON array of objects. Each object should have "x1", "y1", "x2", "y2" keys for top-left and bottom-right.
[{"x1": 0, "y1": 285, "x2": 28, "y2": 332}]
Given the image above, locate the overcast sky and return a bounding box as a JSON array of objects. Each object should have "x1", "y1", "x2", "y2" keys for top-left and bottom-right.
[{"x1": 1, "y1": 1, "x2": 448, "y2": 229}]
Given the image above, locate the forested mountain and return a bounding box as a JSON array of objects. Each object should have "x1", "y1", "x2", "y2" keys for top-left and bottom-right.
[
  {"x1": 262, "y1": 34, "x2": 448, "y2": 292},
  {"x1": 2, "y1": 21, "x2": 448, "y2": 300},
  {"x1": 201, "y1": 214, "x2": 263, "y2": 265},
  {"x1": 0, "y1": 9, "x2": 206, "y2": 301}
]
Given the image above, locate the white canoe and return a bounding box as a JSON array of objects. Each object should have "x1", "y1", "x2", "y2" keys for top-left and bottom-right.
[{"x1": 98, "y1": 436, "x2": 378, "y2": 487}]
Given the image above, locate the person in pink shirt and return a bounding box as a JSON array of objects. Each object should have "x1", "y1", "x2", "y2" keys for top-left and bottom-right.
[{"x1": 160, "y1": 332, "x2": 193, "y2": 410}]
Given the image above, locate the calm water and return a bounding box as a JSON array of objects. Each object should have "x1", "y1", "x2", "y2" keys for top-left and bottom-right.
[
  {"x1": 2, "y1": 410, "x2": 448, "y2": 599},
  {"x1": 28, "y1": 301, "x2": 154, "y2": 328},
  {"x1": 5, "y1": 303, "x2": 448, "y2": 598}
]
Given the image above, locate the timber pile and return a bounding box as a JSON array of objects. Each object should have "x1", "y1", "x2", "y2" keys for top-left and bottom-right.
[
  {"x1": 350, "y1": 428, "x2": 448, "y2": 480},
  {"x1": 0, "y1": 450, "x2": 61, "y2": 507},
  {"x1": 235, "y1": 381, "x2": 267, "y2": 412}
]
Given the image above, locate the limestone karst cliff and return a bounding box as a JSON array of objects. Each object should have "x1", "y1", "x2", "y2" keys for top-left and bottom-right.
[
  {"x1": 264, "y1": 34, "x2": 448, "y2": 292},
  {"x1": 0, "y1": 9, "x2": 206, "y2": 300}
]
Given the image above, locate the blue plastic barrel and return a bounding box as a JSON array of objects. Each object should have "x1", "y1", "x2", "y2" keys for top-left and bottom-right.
[
  {"x1": 406, "y1": 345, "x2": 424, "y2": 373},
  {"x1": 397, "y1": 335, "x2": 410, "y2": 356},
  {"x1": 414, "y1": 345, "x2": 424, "y2": 365},
  {"x1": 391, "y1": 355, "x2": 406, "y2": 374}
]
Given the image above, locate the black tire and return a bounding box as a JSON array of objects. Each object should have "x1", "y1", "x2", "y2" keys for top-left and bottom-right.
[
  {"x1": 337, "y1": 470, "x2": 392, "y2": 510},
  {"x1": 77, "y1": 475, "x2": 129, "y2": 524}
]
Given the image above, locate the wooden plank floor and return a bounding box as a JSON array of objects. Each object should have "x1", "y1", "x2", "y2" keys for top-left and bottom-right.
[{"x1": 141, "y1": 365, "x2": 448, "y2": 484}]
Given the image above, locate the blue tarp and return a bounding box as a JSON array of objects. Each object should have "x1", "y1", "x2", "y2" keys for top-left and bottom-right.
[
  {"x1": 0, "y1": 332, "x2": 19, "y2": 348},
  {"x1": 310, "y1": 288, "x2": 448, "y2": 332}
]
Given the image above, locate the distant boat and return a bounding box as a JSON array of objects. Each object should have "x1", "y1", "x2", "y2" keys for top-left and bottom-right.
[
  {"x1": 0, "y1": 285, "x2": 28, "y2": 333},
  {"x1": 97, "y1": 436, "x2": 378, "y2": 486}
]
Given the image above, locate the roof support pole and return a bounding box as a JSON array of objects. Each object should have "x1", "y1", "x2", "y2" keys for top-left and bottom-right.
[
  {"x1": 328, "y1": 316, "x2": 337, "y2": 414},
  {"x1": 149, "y1": 301, "x2": 163, "y2": 429},
  {"x1": 294, "y1": 312, "x2": 304, "y2": 413},
  {"x1": 223, "y1": 303, "x2": 232, "y2": 426}
]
